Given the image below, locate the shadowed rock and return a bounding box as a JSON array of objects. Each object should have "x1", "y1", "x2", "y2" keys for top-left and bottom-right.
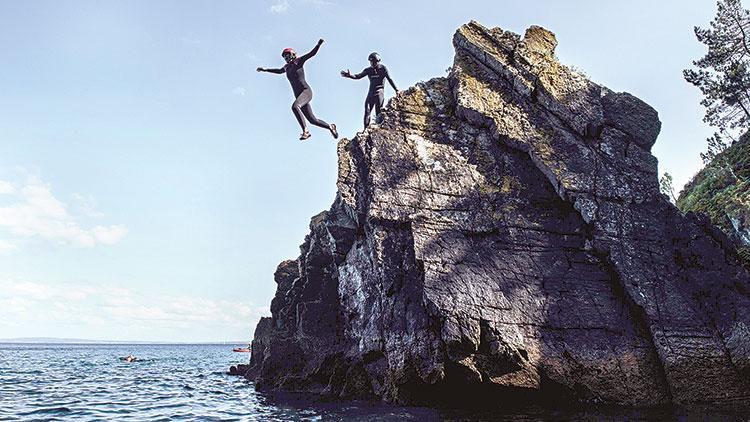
[{"x1": 242, "y1": 21, "x2": 750, "y2": 408}]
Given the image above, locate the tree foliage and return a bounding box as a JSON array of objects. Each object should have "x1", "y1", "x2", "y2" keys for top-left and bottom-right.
[
  {"x1": 659, "y1": 172, "x2": 677, "y2": 203},
  {"x1": 702, "y1": 132, "x2": 731, "y2": 164},
  {"x1": 684, "y1": 0, "x2": 750, "y2": 150}
]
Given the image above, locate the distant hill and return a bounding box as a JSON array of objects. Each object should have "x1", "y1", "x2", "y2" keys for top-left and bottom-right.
[
  {"x1": 678, "y1": 132, "x2": 750, "y2": 267},
  {"x1": 0, "y1": 337, "x2": 105, "y2": 344},
  {"x1": 0, "y1": 337, "x2": 245, "y2": 344}
]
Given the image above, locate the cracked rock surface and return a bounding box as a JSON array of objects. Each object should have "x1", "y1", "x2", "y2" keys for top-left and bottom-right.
[{"x1": 242, "y1": 21, "x2": 750, "y2": 407}]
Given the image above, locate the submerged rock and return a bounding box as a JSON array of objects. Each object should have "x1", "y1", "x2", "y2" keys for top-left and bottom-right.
[
  {"x1": 229, "y1": 364, "x2": 251, "y2": 376},
  {"x1": 243, "y1": 21, "x2": 750, "y2": 407}
]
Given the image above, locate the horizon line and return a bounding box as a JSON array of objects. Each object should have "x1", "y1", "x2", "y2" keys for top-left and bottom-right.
[{"x1": 0, "y1": 337, "x2": 250, "y2": 345}]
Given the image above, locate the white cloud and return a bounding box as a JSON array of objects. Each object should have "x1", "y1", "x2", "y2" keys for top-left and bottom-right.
[
  {"x1": 0, "y1": 174, "x2": 127, "y2": 250},
  {"x1": 0, "y1": 239, "x2": 17, "y2": 254},
  {"x1": 232, "y1": 86, "x2": 247, "y2": 96},
  {"x1": 0, "y1": 181, "x2": 14, "y2": 195},
  {"x1": 4, "y1": 280, "x2": 96, "y2": 301},
  {"x1": 268, "y1": 0, "x2": 333, "y2": 15},
  {"x1": 0, "y1": 278, "x2": 270, "y2": 341},
  {"x1": 72, "y1": 193, "x2": 105, "y2": 218},
  {"x1": 269, "y1": 0, "x2": 289, "y2": 13},
  {"x1": 302, "y1": 0, "x2": 333, "y2": 6},
  {"x1": 92, "y1": 225, "x2": 128, "y2": 245}
]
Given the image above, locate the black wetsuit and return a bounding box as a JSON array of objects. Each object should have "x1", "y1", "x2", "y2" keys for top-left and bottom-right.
[
  {"x1": 265, "y1": 45, "x2": 330, "y2": 131},
  {"x1": 351, "y1": 64, "x2": 397, "y2": 127}
]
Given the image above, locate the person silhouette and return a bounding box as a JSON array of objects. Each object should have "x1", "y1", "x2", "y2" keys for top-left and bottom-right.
[
  {"x1": 258, "y1": 39, "x2": 338, "y2": 141},
  {"x1": 341, "y1": 52, "x2": 398, "y2": 128}
]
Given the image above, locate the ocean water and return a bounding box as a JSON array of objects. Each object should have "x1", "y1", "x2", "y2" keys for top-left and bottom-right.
[
  {"x1": 0, "y1": 343, "x2": 746, "y2": 421},
  {"x1": 0, "y1": 343, "x2": 441, "y2": 421}
]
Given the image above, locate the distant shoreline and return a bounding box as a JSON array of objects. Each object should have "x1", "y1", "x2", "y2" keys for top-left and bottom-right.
[{"x1": 0, "y1": 338, "x2": 247, "y2": 345}]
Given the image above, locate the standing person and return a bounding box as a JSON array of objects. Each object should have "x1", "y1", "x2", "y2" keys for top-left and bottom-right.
[
  {"x1": 341, "y1": 52, "x2": 398, "y2": 128},
  {"x1": 257, "y1": 39, "x2": 338, "y2": 141}
]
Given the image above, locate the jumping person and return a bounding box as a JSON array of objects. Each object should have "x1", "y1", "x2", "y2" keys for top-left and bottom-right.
[
  {"x1": 341, "y1": 52, "x2": 398, "y2": 128},
  {"x1": 257, "y1": 39, "x2": 338, "y2": 141}
]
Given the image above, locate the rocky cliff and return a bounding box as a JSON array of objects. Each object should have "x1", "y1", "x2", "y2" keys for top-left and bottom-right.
[{"x1": 241, "y1": 22, "x2": 750, "y2": 408}]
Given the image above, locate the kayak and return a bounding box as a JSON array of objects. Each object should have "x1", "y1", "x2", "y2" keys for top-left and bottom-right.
[{"x1": 233, "y1": 348, "x2": 251, "y2": 353}]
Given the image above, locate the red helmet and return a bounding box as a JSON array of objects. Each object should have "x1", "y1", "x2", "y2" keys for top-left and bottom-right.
[{"x1": 282, "y1": 48, "x2": 296, "y2": 58}]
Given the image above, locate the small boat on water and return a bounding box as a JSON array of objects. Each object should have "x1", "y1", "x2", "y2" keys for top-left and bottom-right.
[{"x1": 233, "y1": 348, "x2": 251, "y2": 353}]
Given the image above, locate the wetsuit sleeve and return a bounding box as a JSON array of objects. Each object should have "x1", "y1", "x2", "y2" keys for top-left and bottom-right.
[
  {"x1": 263, "y1": 66, "x2": 285, "y2": 74},
  {"x1": 383, "y1": 65, "x2": 398, "y2": 91},
  {"x1": 298, "y1": 43, "x2": 321, "y2": 64},
  {"x1": 351, "y1": 68, "x2": 368, "y2": 80}
]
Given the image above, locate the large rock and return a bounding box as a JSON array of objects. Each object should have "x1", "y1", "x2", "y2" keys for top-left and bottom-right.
[
  {"x1": 601, "y1": 91, "x2": 661, "y2": 150},
  {"x1": 243, "y1": 21, "x2": 750, "y2": 407}
]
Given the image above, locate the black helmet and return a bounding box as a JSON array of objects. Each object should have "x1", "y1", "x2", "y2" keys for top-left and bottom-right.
[{"x1": 368, "y1": 52, "x2": 381, "y2": 62}]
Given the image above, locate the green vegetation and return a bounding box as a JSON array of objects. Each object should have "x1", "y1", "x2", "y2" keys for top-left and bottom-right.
[
  {"x1": 684, "y1": 0, "x2": 750, "y2": 157},
  {"x1": 659, "y1": 172, "x2": 678, "y2": 203},
  {"x1": 677, "y1": 132, "x2": 750, "y2": 266},
  {"x1": 680, "y1": 0, "x2": 750, "y2": 267}
]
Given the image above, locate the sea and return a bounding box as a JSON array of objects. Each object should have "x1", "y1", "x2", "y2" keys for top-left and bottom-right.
[{"x1": 0, "y1": 343, "x2": 746, "y2": 421}]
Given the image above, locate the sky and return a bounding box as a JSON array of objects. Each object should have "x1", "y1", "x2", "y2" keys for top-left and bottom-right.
[{"x1": 0, "y1": 0, "x2": 718, "y2": 342}]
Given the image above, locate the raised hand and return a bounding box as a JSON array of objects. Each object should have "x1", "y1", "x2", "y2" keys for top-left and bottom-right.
[
  {"x1": 340, "y1": 69, "x2": 351, "y2": 78},
  {"x1": 317, "y1": 38, "x2": 324, "y2": 46},
  {"x1": 256, "y1": 67, "x2": 264, "y2": 72}
]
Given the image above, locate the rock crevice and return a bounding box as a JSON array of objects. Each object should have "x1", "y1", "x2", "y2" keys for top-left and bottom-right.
[{"x1": 242, "y1": 21, "x2": 750, "y2": 407}]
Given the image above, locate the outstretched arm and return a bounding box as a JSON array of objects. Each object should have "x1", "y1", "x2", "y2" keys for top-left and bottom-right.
[
  {"x1": 298, "y1": 39, "x2": 324, "y2": 64},
  {"x1": 257, "y1": 66, "x2": 285, "y2": 74},
  {"x1": 340, "y1": 68, "x2": 367, "y2": 79}
]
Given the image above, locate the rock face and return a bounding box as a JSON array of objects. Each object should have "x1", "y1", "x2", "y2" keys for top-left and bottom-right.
[{"x1": 243, "y1": 22, "x2": 750, "y2": 407}]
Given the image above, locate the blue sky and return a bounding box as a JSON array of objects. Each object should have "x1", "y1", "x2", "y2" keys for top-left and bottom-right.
[{"x1": 0, "y1": 0, "x2": 717, "y2": 341}]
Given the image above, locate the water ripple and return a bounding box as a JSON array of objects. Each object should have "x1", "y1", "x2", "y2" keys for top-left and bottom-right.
[{"x1": 1, "y1": 344, "x2": 747, "y2": 421}]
